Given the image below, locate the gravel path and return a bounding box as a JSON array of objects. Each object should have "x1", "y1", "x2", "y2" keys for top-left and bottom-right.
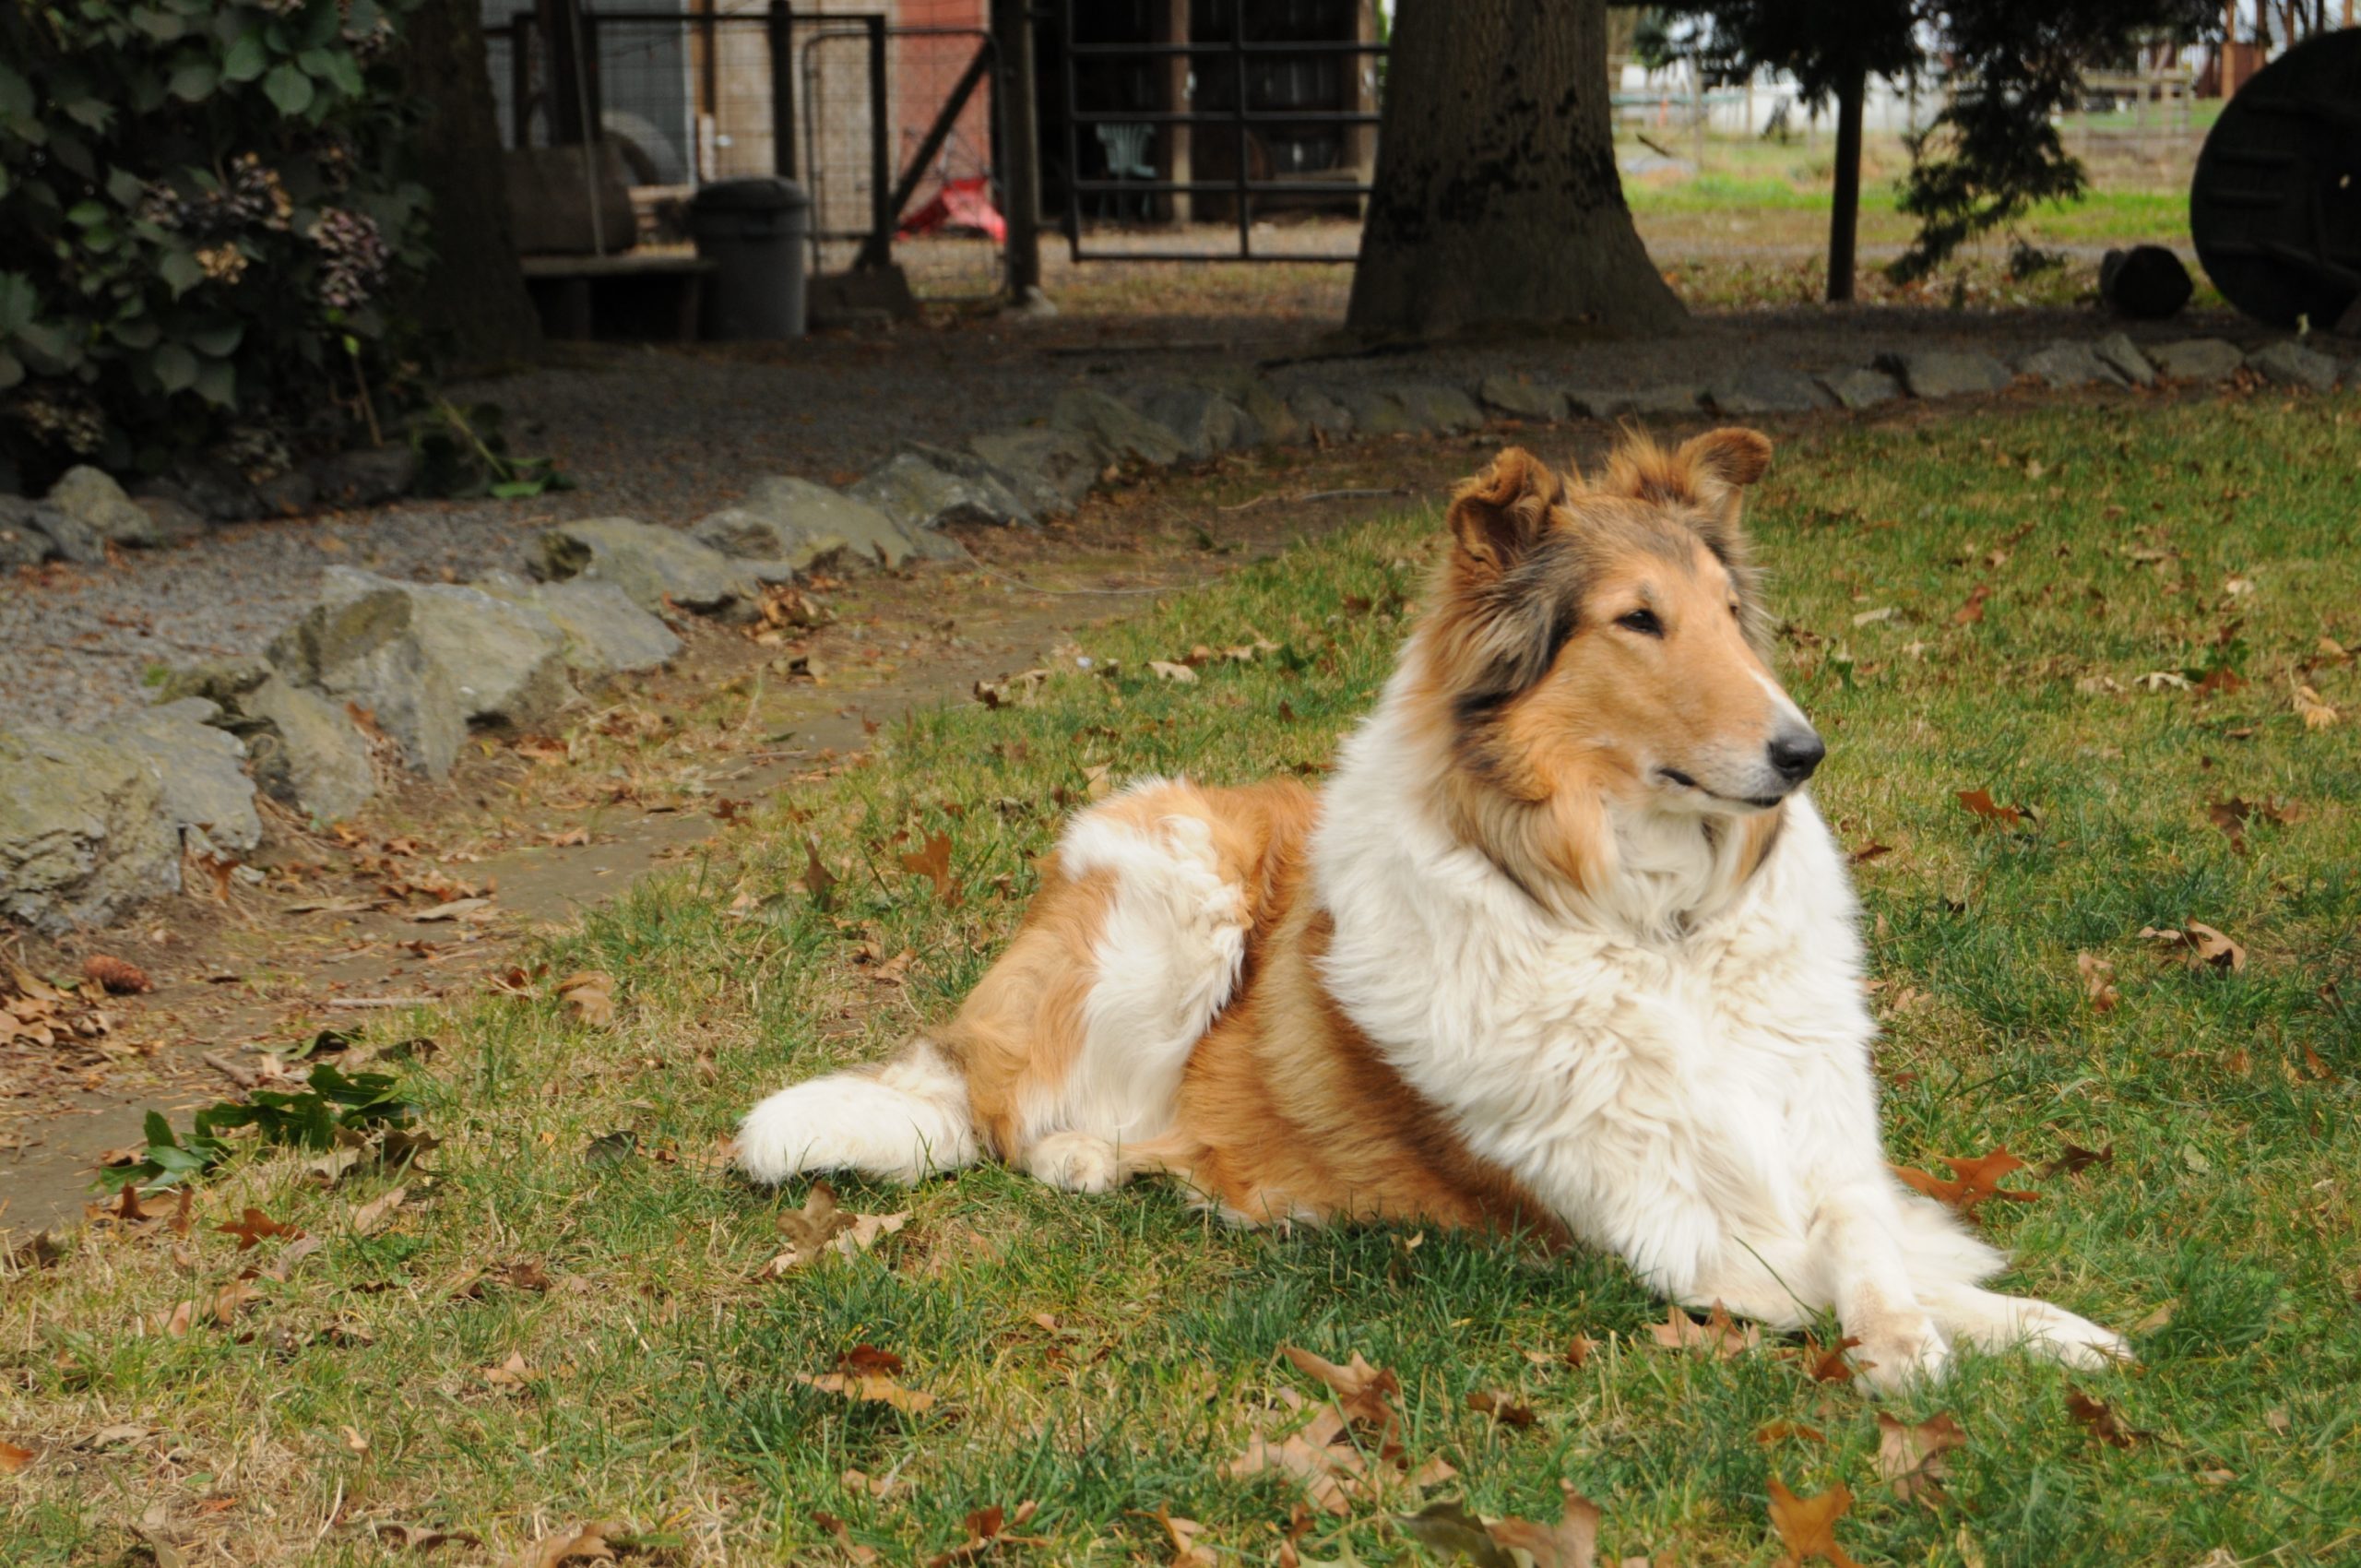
[{"x1": 0, "y1": 295, "x2": 2259, "y2": 733}]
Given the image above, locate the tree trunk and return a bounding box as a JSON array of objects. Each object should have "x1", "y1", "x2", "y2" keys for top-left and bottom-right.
[
  {"x1": 400, "y1": 0, "x2": 541, "y2": 367},
  {"x1": 1827, "y1": 64, "x2": 1865, "y2": 303},
  {"x1": 1347, "y1": 0, "x2": 1683, "y2": 339}
]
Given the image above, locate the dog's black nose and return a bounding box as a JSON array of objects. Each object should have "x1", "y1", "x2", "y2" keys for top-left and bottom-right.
[{"x1": 1768, "y1": 728, "x2": 1825, "y2": 782}]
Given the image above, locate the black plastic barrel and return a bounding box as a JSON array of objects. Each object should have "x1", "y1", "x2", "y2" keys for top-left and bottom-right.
[{"x1": 686, "y1": 177, "x2": 811, "y2": 340}]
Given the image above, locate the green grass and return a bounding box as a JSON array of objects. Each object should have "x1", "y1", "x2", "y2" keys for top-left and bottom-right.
[{"x1": 7, "y1": 397, "x2": 2359, "y2": 1565}]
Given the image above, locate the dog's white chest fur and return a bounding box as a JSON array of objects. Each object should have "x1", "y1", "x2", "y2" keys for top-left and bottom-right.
[{"x1": 1313, "y1": 696, "x2": 1878, "y2": 1301}]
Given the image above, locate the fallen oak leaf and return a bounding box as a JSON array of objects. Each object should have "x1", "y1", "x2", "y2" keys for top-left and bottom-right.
[
  {"x1": 1875, "y1": 1411, "x2": 1967, "y2": 1510},
  {"x1": 1146, "y1": 659, "x2": 1199, "y2": 683},
  {"x1": 0, "y1": 1438, "x2": 34, "y2": 1473},
  {"x1": 1463, "y1": 1389, "x2": 1537, "y2": 1429},
  {"x1": 2292, "y1": 683, "x2": 2339, "y2": 730},
  {"x1": 1954, "y1": 788, "x2": 2027, "y2": 828},
  {"x1": 1147, "y1": 1506, "x2": 1217, "y2": 1568},
  {"x1": 1396, "y1": 1501, "x2": 1517, "y2": 1568},
  {"x1": 1787, "y1": 1334, "x2": 1862, "y2": 1384},
  {"x1": 1756, "y1": 1420, "x2": 1828, "y2": 1444},
  {"x1": 371, "y1": 1523, "x2": 486, "y2": 1551},
  {"x1": 810, "y1": 1511, "x2": 879, "y2": 1565},
  {"x1": 922, "y1": 1502, "x2": 1043, "y2": 1568},
  {"x1": 2139, "y1": 923, "x2": 2246, "y2": 973},
  {"x1": 2040, "y1": 1141, "x2": 2115, "y2": 1178},
  {"x1": 2066, "y1": 1386, "x2": 2149, "y2": 1448},
  {"x1": 896, "y1": 830, "x2": 962, "y2": 907},
  {"x1": 350, "y1": 1186, "x2": 408, "y2": 1236},
  {"x1": 1647, "y1": 1300, "x2": 1761, "y2": 1359},
  {"x1": 481, "y1": 1350, "x2": 533, "y2": 1388},
  {"x1": 1279, "y1": 1345, "x2": 1401, "y2": 1432},
  {"x1": 795, "y1": 1369, "x2": 936, "y2": 1414},
  {"x1": 216, "y1": 1207, "x2": 302, "y2": 1252},
  {"x1": 555, "y1": 970, "x2": 616, "y2": 1028},
  {"x1": 2076, "y1": 952, "x2": 2119, "y2": 1013},
  {"x1": 1891, "y1": 1147, "x2": 2040, "y2": 1214},
  {"x1": 1766, "y1": 1478, "x2": 1861, "y2": 1568},
  {"x1": 511, "y1": 1520, "x2": 635, "y2": 1568},
  {"x1": 1483, "y1": 1484, "x2": 1602, "y2": 1568}
]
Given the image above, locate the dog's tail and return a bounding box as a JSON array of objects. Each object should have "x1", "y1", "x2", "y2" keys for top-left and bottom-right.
[{"x1": 734, "y1": 1037, "x2": 979, "y2": 1186}]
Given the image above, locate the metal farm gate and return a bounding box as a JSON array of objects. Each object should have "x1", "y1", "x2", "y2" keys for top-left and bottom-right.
[{"x1": 1052, "y1": 0, "x2": 1385, "y2": 263}]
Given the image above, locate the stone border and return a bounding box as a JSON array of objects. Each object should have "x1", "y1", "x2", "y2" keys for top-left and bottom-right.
[{"x1": 3, "y1": 329, "x2": 2351, "y2": 934}]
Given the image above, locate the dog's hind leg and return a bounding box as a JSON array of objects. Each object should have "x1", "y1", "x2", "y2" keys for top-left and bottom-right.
[{"x1": 736, "y1": 1038, "x2": 978, "y2": 1185}]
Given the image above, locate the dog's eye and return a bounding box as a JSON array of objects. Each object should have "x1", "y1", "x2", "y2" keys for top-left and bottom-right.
[
  {"x1": 1617, "y1": 609, "x2": 1663, "y2": 637},
  {"x1": 1728, "y1": 601, "x2": 1743, "y2": 620}
]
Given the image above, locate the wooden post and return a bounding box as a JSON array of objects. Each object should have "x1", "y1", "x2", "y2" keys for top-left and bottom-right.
[
  {"x1": 1827, "y1": 62, "x2": 1864, "y2": 303},
  {"x1": 1160, "y1": 0, "x2": 1192, "y2": 223},
  {"x1": 992, "y1": 0, "x2": 1043, "y2": 299},
  {"x1": 536, "y1": 0, "x2": 589, "y2": 144}
]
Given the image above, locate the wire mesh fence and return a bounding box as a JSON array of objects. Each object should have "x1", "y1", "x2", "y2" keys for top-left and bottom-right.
[{"x1": 481, "y1": 3, "x2": 1004, "y2": 300}]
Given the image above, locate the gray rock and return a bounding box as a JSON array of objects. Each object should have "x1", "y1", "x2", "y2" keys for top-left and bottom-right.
[
  {"x1": 101, "y1": 699, "x2": 261, "y2": 853},
  {"x1": 237, "y1": 674, "x2": 374, "y2": 822},
  {"x1": 46, "y1": 465, "x2": 163, "y2": 547},
  {"x1": 0, "y1": 727, "x2": 180, "y2": 934},
  {"x1": 1819, "y1": 367, "x2": 1904, "y2": 411},
  {"x1": 1288, "y1": 387, "x2": 1354, "y2": 441},
  {"x1": 1136, "y1": 384, "x2": 1257, "y2": 459},
  {"x1": 1050, "y1": 386, "x2": 1185, "y2": 467},
  {"x1": 967, "y1": 425, "x2": 1104, "y2": 511},
  {"x1": 1231, "y1": 379, "x2": 1303, "y2": 445},
  {"x1": 21, "y1": 499, "x2": 107, "y2": 564},
  {"x1": 849, "y1": 448, "x2": 1033, "y2": 536},
  {"x1": 1880, "y1": 349, "x2": 2013, "y2": 398},
  {"x1": 2246, "y1": 339, "x2": 2339, "y2": 392},
  {"x1": 131, "y1": 493, "x2": 207, "y2": 546},
  {"x1": 2018, "y1": 340, "x2": 2126, "y2": 389},
  {"x1": 1564, "y1": 385, "x2": 1703, "y2": 420},
  {"x1": 1396, "y1": 383, "x2": 1485, "y2": 434},
  {"x1": 161, "y1": 461, "x2": 261, "y2": 523},
  {"x1": 2094, "y1": 333, "x2": 2157, "y2": 387},
  {"x1": 690, "y1": 507, "x2": 842, "y2": 573},
  {"x1": 269, "y1": 566, "x2": 575, "y2": 776},
  {"x1": 1335, "y1": 387, "x2": 1419, "y2": 436},
  {"x1": 476, "y1": 575, "x2": 682, "y2": 675},
  {"x1": 1477, "y1": 374, "x2": 1569, "y2": 421},
  {"x1": 730, "y1": 474, "x2": 917, "y2": 569},
  {"x1": 254, "y1": 469, "x2": 317, "y2": 517},
  {"x1": 153, "y1": 654, "x2": 273, "y2": 708},
  {"x1": 311, "y1": 446, "x2": 420, "y2": 509},
  {"x1": 0, "y1": 498, "x2": 63, "y2": 567},
  {"x1": 2149, "y1": 338, "x2": 2246, "y2": 384},
  {"x1": 538, "y1": 516, "x2": 763, "y2": 618},
  {"x1": 1706, "y1": 364, "x2": 1833, "y2": 416}
]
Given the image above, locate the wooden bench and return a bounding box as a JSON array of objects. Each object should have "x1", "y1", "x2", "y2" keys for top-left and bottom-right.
[{"x1": 519, "y1": 249, "x2": 713, "y2": 341}]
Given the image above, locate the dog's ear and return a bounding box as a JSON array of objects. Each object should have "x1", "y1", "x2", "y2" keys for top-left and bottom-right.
[
  {"x1": 1446, "y1": 447, "x2": 1561, "y2": 580},
  {"x1": 1676, "y1": 427, "x2": 1773, "y2": 494}
]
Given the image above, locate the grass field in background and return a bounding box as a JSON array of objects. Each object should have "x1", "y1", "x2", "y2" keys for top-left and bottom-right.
[{"x1": 6, "y1": 395, "x2": 2357, "y2": 1565}]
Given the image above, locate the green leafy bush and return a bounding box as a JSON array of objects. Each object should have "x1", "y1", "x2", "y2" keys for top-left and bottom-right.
[
  {"x1": 0, "y1": 0, "x2": 427, "y2": 482},
  {"x1": 101, "y1": 1059, "x2": 422, "y2": 1193}
]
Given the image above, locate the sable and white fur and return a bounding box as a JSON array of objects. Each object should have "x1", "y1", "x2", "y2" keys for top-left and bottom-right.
[{"x1": 736, "y1": 429, "x2": 2127, "y2": 1390}]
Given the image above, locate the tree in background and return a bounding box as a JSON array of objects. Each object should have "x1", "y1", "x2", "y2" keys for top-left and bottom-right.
[
  {"x1": 1347, "y1": 0, "x2": 1686, "y2": 340},
  {"x1": 1645, "y1": 0, "x2": 2217, "y2": 299}
]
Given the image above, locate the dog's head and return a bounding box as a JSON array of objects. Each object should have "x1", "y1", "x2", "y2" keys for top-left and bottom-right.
[{"x1": 1409, "y1": 430, "x2": 1816, "y2": 892}]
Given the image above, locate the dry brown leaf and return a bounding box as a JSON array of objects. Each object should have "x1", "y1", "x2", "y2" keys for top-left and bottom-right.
[
  {"x1": 2066, "y1": 1387, "x2": 2146, "y2": 1448},
  {"x1": 1766, "y1": 1478, "x2": 1862, "y2": 1568},
  {"x1": 1891, "y1": 1147, "x2": 2040, "y2": 1214},
  {"x1": 556, "y1": 971, "x2": 616, "y2": 1028},
  {"x1": 1955, "y1": 788, "x2": 2025, "y2": 827},
  {"x1": 82, "y1": 955, "x2": 153, "y2": 994},
  {"x1": 511, "y1": 1520, "x2": 633, "y2": 1568},
  {"x1": 810, "y1": 1510, "x2": 879, "y2": 1565},
  {"x1": 1789, "y1": 1334, "x2": 1862, "y2": 1384},
  {"x1": 1280, "y1": 1345, "x2": 1401, "y2": 1431},
  {"x1": 1150, "y1": 1506, "x2": 1217, "y2": 1568},
  {"x1": 2139, "y1": 923, "x2": 2246, "y2": 973},
  {"x1": 1876, "y1": 1411, "x2": 1967, "y2": 1509},
  {"x1": 973, "y1": 668, "x2": 1050, "y2": 709},
  {"x1": 481, "y1": 1351, "x2": 532, "y2": 1388},
  {"x1": 795, "y1": 1369, "x2": 935, "y2": 1414},
  {"x1": 1757, "y1": 1420, "x2": 1828, "y2": 1444},
  {"x1": 2076, "y1": 953, "x2": 2119, "y2": 1012},
  {"x1": 2293, "y1": 683, "x2": 2339, "y2": 730},
  {"x1": 1647, "y1": 1300, "x2": 1761, "y2": 1359},
  {"x1": 922, "y1": 1501, "x2": 1041, "y2": 1568},
  {"x1": 762, "y1": 1183, "x2": 910, "y2": 1275},
  {"x1": 1147, "y1": 659, "x2": 1199, "y2": 683},
  {"x1": 1484, "y1": 1484, "x2": 1602, "y2": 1568},
  {"x1": 2040, "y1": 1142, "x2": 2115, "y2": 1178},
  {"x1": 1225, "y1": 1423, "x2": 1361, "y2": 1518},
  {"x1": 351, "y1": 1186, "x2": 408, "y2": 1237},
  {"x1": 372, "y1": 1523, "x2": 486, "y2": 1551},
  {"x1": 411, "y1": 897, "x2": 493, "y2": 923},
  {"x1": 1464, "y1": 1389, "x2": 1537, "y2": 1428},
  {"x1": 0, "y1": 1439, "x2": 33, "y2": 1473},
  {"x1": 216, "y1": 1207, "x2": 301, "y2": 1252},
  {"x1": 897, "y1": 830, "x2": 961, "y2": 906}
]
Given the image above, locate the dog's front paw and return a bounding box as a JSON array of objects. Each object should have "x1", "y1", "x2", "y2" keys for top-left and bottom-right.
[
  {"x1": 1853, "y1": 1313, "x2": 1952, "y2": 1395},
  {"x1": 1024, "y1": 1131, "x2": 1122, "y2": 1194}
]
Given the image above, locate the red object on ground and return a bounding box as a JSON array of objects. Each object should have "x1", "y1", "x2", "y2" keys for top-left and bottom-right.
[{"x1": 898, "y1": 176, "x2": 1006, "y2": 244}]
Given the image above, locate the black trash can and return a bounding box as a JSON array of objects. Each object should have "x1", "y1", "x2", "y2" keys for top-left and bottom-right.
[{"x1": 687, "y1": 177, "x2": 810, "y2": 340}]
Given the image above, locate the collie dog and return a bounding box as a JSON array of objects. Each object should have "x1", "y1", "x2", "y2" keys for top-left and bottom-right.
[{"x1": 737, "y1": 428, "x2": 2127, "y2": 1390}]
